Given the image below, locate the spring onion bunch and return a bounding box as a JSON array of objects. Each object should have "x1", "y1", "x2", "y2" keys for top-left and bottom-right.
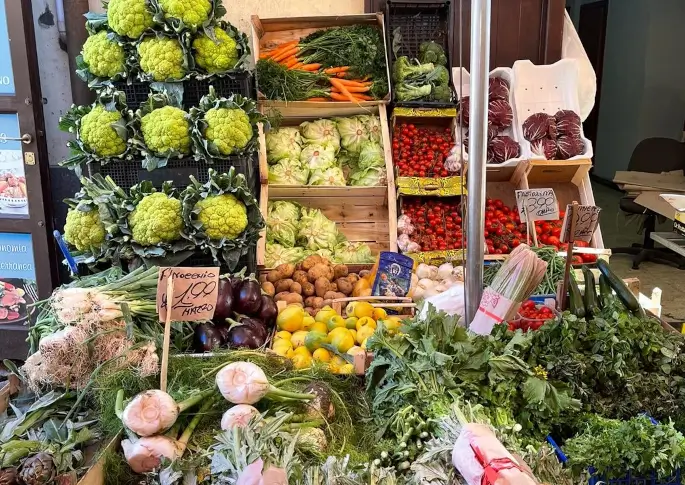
[{"x1": 488, "y1": 244, "x2": 548, "y2": 302}]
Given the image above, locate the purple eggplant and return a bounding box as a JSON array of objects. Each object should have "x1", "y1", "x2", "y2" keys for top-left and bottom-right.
[
  {"x1": 193, "y1": 323, "x2": 223, "y2": 353},
  {"x1": 229, "y1": 275, "x2": 244, "y2": 299},
  {"x1": 238, "y1": 316, "x2": 268, "y2": 342},
  {"x1": 215, "y1": 324, "x2": 231, "y2": 345},
  {"x1": 227, "y1": 325, "x2": 266, "y2": 349},
  {"x1": 214, "y1": 278, "x2": 235, "y2": 322},
  {"x1": 235, "y1": 279, "x2": 262, "y2": 315},
  {"x1": 258, "y1": 295, "x2": 278, "y2": 328}
]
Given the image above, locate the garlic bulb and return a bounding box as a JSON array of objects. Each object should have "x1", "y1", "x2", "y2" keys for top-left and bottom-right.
[
  {"x1": 397, "y1": 215, "x2": 415, "y2": 235},
  {"x1": 221, "y1": 404, "x2": 260, "y2": 431},
  {"x1": 417, "y1": 278, "x2": 436, "y2": 290},
  {"x1": 216, "y1": 361, "x2": 314, "y2": 405},
  {"x1": 445, "y1": 144, "x2": 465, "y2": 172},
  {"x1": 122, "y1": 390, "x2": 179, "y2": 437},
  {"x1": 416, "y1": 264, "x2": 438, "y2": 280},
  {"x1": 437, "y1": 263, "x2": 454, "y2": 280},
  {"x1": 453, "y1": 266, "x2": 465, "y2": 281},
  {"x1": 122, "y1": 436, "x2": 180, "y2": 473}
]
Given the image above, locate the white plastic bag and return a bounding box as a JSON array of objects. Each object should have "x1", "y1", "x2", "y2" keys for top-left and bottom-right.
[
  {"x1": 418, "y1": 282, "x2": 465, "y2": 320},
  {"x1": 561, "y1": 10, "x2": 596, "y2": 121}
]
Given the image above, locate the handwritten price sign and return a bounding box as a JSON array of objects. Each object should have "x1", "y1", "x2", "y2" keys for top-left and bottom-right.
[
  {"x1": 561, "y1": 205, "x2": 601, "y2": 243},
  {"x1": 515, "y1": 188, "x2": 559, "y2": 222},
  {"x1": 156, "y1": 267, "x2": 220, "y2": 321}
]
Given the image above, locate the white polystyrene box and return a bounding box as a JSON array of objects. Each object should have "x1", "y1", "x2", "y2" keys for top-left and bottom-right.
[
  {"x1": 512, "y1": 59, "x2": 594, "y2": 160},
  {"x1": 452, "y1": 66, "x2": 530, "y2": 167}
]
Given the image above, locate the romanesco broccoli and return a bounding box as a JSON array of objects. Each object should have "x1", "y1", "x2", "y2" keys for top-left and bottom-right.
[
  {"x1": 64, "y1": 208, "x2": 106, "y2": 251},
  {"x1": 128, "y1": 192, "x2": 183, "y2": 245},
  {"x1": 81, "y1": 31, "x2": 125, "y2": 78},
  {"x1": 157, "y1": 0, "x2": 211, "y2": 28},
  {"x1": 107, "y1": 0, "x2": 155, "y2": 39},
  {"x1": 192, "y1": 27, "x2": 239, "y2": 73},
  {"x1": 80, "y1": 105, "x2": 127, "y2": 157},
  {"x1": 140, "y1": 106, "x2": 191, "y2": 156},
  {"x1": 195, "y1": 194, "x2": 247, "y2": 240},
  {"x1": 137, "y1": 36, "x2": 185, "y2": 81},
  {"x1": 203, "y1": 107, "x2": 252, "y2": 155}
]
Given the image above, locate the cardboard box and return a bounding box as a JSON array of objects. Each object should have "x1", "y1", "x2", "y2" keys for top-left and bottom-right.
[{"x1": 659, "y1": 194, "x2": 685, "y2": 236}]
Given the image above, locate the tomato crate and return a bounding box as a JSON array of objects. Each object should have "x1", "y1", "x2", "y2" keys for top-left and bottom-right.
[
  {"x1": 251, "y1": 13, "x2": 391, "y2": 108},
  {"x1": 391, "y1": 108, "x2": 465, "y2": 196},
  {"x1": 88, "y1": 153, "x2": 259, "y2": 196},
  {"x1": 113, "y1": 74, "x2": 254, "y2": 109},
  {"x1": 386, "y1": 1, "x2": 456, "y2": 108}
]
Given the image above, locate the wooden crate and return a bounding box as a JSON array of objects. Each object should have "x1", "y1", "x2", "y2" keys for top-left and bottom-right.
[
  {"x1": 258, "y1": 103, "x2": 396, "y2": 200},
  {"x1": 523, "y1": 159, "x2": 608, "y2": 253},
  {"x1": 251, "y1": 14, "x2": 391, "y2": 108}
]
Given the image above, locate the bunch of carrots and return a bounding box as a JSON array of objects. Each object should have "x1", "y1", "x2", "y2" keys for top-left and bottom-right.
[{"x1": 259, "y1": 40, "x2": 375, "y2": 102}]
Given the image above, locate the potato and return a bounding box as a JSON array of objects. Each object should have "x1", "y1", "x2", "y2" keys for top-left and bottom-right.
[
  {"x1": 262, "y1": 281, "x2": 276, "y2": 297},
  {"x1": 347, "y1": 273, "x2": 360, "y2": 284},
  {"x1": 293, "y1": 270, "x2": 308, "y2": 285},
  {"x1": 330, "y1": 283, "x2": 338, "y2": 292},
  {"x1": 304, "y1": 296, "x2": 317, "y2": 308},
  {"x1": 359, "y1": 269, "x2": 371, "y2": 278},
  {"x1": 274, "y1": 292, "x2": 303, "y2": 305},
  {"x1": 301, "y1": 282, "x2": 315, "y2": 297},
  {"x1": 308, "y1": 263, "x2": 333, "y2": 282},
  {"x1": 290, "y1": 282, "x2": 302, "y2": 294},
  {"x1": 275, "y1": 263, "x2": 296, "y2": 279},
  {"x1": 301, "y1": 255, "x2": 324, "y2": 271},
  {"x1": 314, "y1": 277, "x2": 330, "y2": 297},
  {"x1": 267, "y1": 269, "x2": 281, "y2": 283},
  {"x1": 324, "y1": 291, "x2": 341, "y2": 301},
  {"x1": 334, "y1": 292, "x2": 346, "y2": 300},
  {"x1": 275, "y1": 279, "x2": 294, "y2": 293},
  {"x1": 258, "y1": 273, "x2": 267, "y2": 283},
  {"x1": 312, "y1": 296, "x2": 325, "y2": 309},
  {"x1": 305, "y1": 307, "x2": 317, "y2": 317},
  {"x1": 333, "y1": 264, "x2": 349, "y2": 279},
  {"x1": 322, "y1": 299, "x2": 333, "y2": 308},
  {"x1": 336, "y1": 278, "x2": 353, "y2": 295}
]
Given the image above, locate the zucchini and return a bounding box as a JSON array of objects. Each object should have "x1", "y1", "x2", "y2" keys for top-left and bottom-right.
[
  {"x1": 596, "y1": 259, "x2": 640, "y2": 312},
  {"x1": 568, "y1": 271, "x2": 586, "y2": 319},
  {"x1": 598, "y1": 274, "x2": 613, "y2": 309},
  {"x1": 582, "y1": 266, "x2": 598, "y2": 315}
]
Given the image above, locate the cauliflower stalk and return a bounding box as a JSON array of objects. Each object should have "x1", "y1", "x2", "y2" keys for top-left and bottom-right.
[
  {"x1": 195, "y1": 194, "x2": 247, "y2": 240},
  {"x1": 192, "y1": 26, "x2": 239, "y2": 73},
  {"x1": 64, "y1": 208, "x2": 106, "y2": 252},
  {"x1": 81, "y1": 31, "x2": 125, "y2": 79},
  {"x1": 157, "y1": 0, "x2": 211, "y2": 29},
  {"x1": 80, "y1": 105, "x2": 128, "y2": 158},
  {"x1": 140, "y1": 105, "x2": 191, "y2": 156},
  {"x1": 129, "y1": 192, "x2": 183, "y2": 245},
  {"x1": 138, "y1": 36, "x2": 186, "y2": 81},
  {"x1": 181, "y1": 167, "x2": 264, "y2": 270},
  {"x1": 107, "y1": 0, "x2": 155, "y2": 39}
]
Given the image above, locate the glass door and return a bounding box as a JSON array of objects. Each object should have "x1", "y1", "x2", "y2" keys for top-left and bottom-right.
[{"x1": 0, "y1": 0, "x2": 57, "y2": 359}]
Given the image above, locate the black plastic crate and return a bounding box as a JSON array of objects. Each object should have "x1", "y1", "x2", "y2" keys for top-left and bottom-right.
[
  {"x1": 114, "y1": 72, "x2": 254, "y2": 109},
  {"x1": 88, "y1": 152, "x2": 258, "y2": 196},
  {"x1": 386, "y1": 1, "x2": 456, "y2": 108},
  {"x1": 184, "y1": 246, "x2": 257, "y2": 274}
]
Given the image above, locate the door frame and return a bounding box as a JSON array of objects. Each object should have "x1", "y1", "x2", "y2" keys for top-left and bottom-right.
[{"x1": 0, "y1": 0, "x2": 58, "y2": 359}]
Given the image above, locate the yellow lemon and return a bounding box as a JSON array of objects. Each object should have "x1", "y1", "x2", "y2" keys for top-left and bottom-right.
[
  {"x1": 277, "y1": 305, "x2": 304, "y2": 332},
  {"x1": 275, "y1": 331, "x2": 292, "y2": 341},
  {"x1": 273, "y1": 338, "x2": 292, "y2": 349},
  {"x1": 302, "y1": 315, "x2": 315, "y2": 330},
  {"x1": 356, "y1": 325, "x2": 374, "y2": 345},
  {"x1": 291, "y1": 330, "x2": 308, "y2": 348},
  {"x1": 330, "y1": 331, "x2": 354, "y2": 353},
  {"x1": 312, "y1": 348, "x2": 331, "y2": 363},
  {"x1": 345, "y1": 316, "x2": 358, "y2": 329},
  {"x1": 327, "y1": 315, "x2": 346, "y2": 331},
  {"x1": 356, "y1": 316, "x2": 376, "y2": 331},
  {"x1": 292, "y1": 353, "x2": 312, "y2": 369},
  {"x1": 361, "y1": 337, "x2": 369, "y2": 350},
  {"x1": 380, "y1": 318, "x2": 400, "y2": 334},
  {"x1": 293, "y1": 346, "x2": 311, "y2": 357},
  {"x1": 372, "y1": 308, "x2": 387, "y2": 320},
  {"x1": 349, "y1": 329, "x2": 357, "y2": 342},
  {"x1": 273, "y1": 340, "x2": 292, "y2": 357},
  {"x1": 310, "y1": 322, "x2": 328, "y2": 334},
  {"x1": 338, "y1": 363, "x2": 354, "y2": 375},
  {"x1": 315, "y1": 306, "x2": 337, "y2": 324},
  {"x1": 344, "y1": 301, "x2": 357, "y2": 317},
  {"x1": 347, "y1": 345, "x2": 365, "y2": 356},
  {"x1": 328, "y1": 327, "x2": 351, "y2": 340},
  {"x1": 352, "y1": 301, "x2": 374, "y2": 319}
]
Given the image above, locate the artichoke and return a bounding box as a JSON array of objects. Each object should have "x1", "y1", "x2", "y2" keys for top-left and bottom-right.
[
  {"x1": 0, "y1": 468, "x2": 20, "y2": 485},
  {"x1": 19, "y1": 453, "x2": 55, "y2": 485}
]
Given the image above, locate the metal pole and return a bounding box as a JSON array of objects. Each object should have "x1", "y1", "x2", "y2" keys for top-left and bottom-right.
[{"x1": 465, "y1": 0, "x2": 491, "y2": 324}]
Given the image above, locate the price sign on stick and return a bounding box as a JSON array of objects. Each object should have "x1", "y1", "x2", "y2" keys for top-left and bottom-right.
[
  {"x1": 515, "y1": 189, "x2": 559, "y2": 222},
  {"x1": 560, "y1": 204, "x2": 601, "y2": 243},
  {"x1": 156, "y1": 267, "x2": 220, "y2": 322}
]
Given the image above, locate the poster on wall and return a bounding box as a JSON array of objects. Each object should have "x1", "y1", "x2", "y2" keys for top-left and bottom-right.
[
  {"x1": 0, "y1": 114, "x2": 28, "y2": 217},
  {"x1": 0, "y1": 232, "x2": 36, "y2": 325},
  {"x1": 0, "y1": 1, "x2": 15, "y2": 96}
]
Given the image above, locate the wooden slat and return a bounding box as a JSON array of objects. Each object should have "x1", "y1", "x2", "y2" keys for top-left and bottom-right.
[{"x1": 269, "y1": 185, "x2": 389, "y2": 199}]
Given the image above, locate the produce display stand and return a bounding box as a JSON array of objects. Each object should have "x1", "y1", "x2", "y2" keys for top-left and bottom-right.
[
  {"x1": 256, "y1": 104, "x2": 398, "y2": 268},
  {"x1": 251, "y1": 13, "x2": 392, "y2": 108}
]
